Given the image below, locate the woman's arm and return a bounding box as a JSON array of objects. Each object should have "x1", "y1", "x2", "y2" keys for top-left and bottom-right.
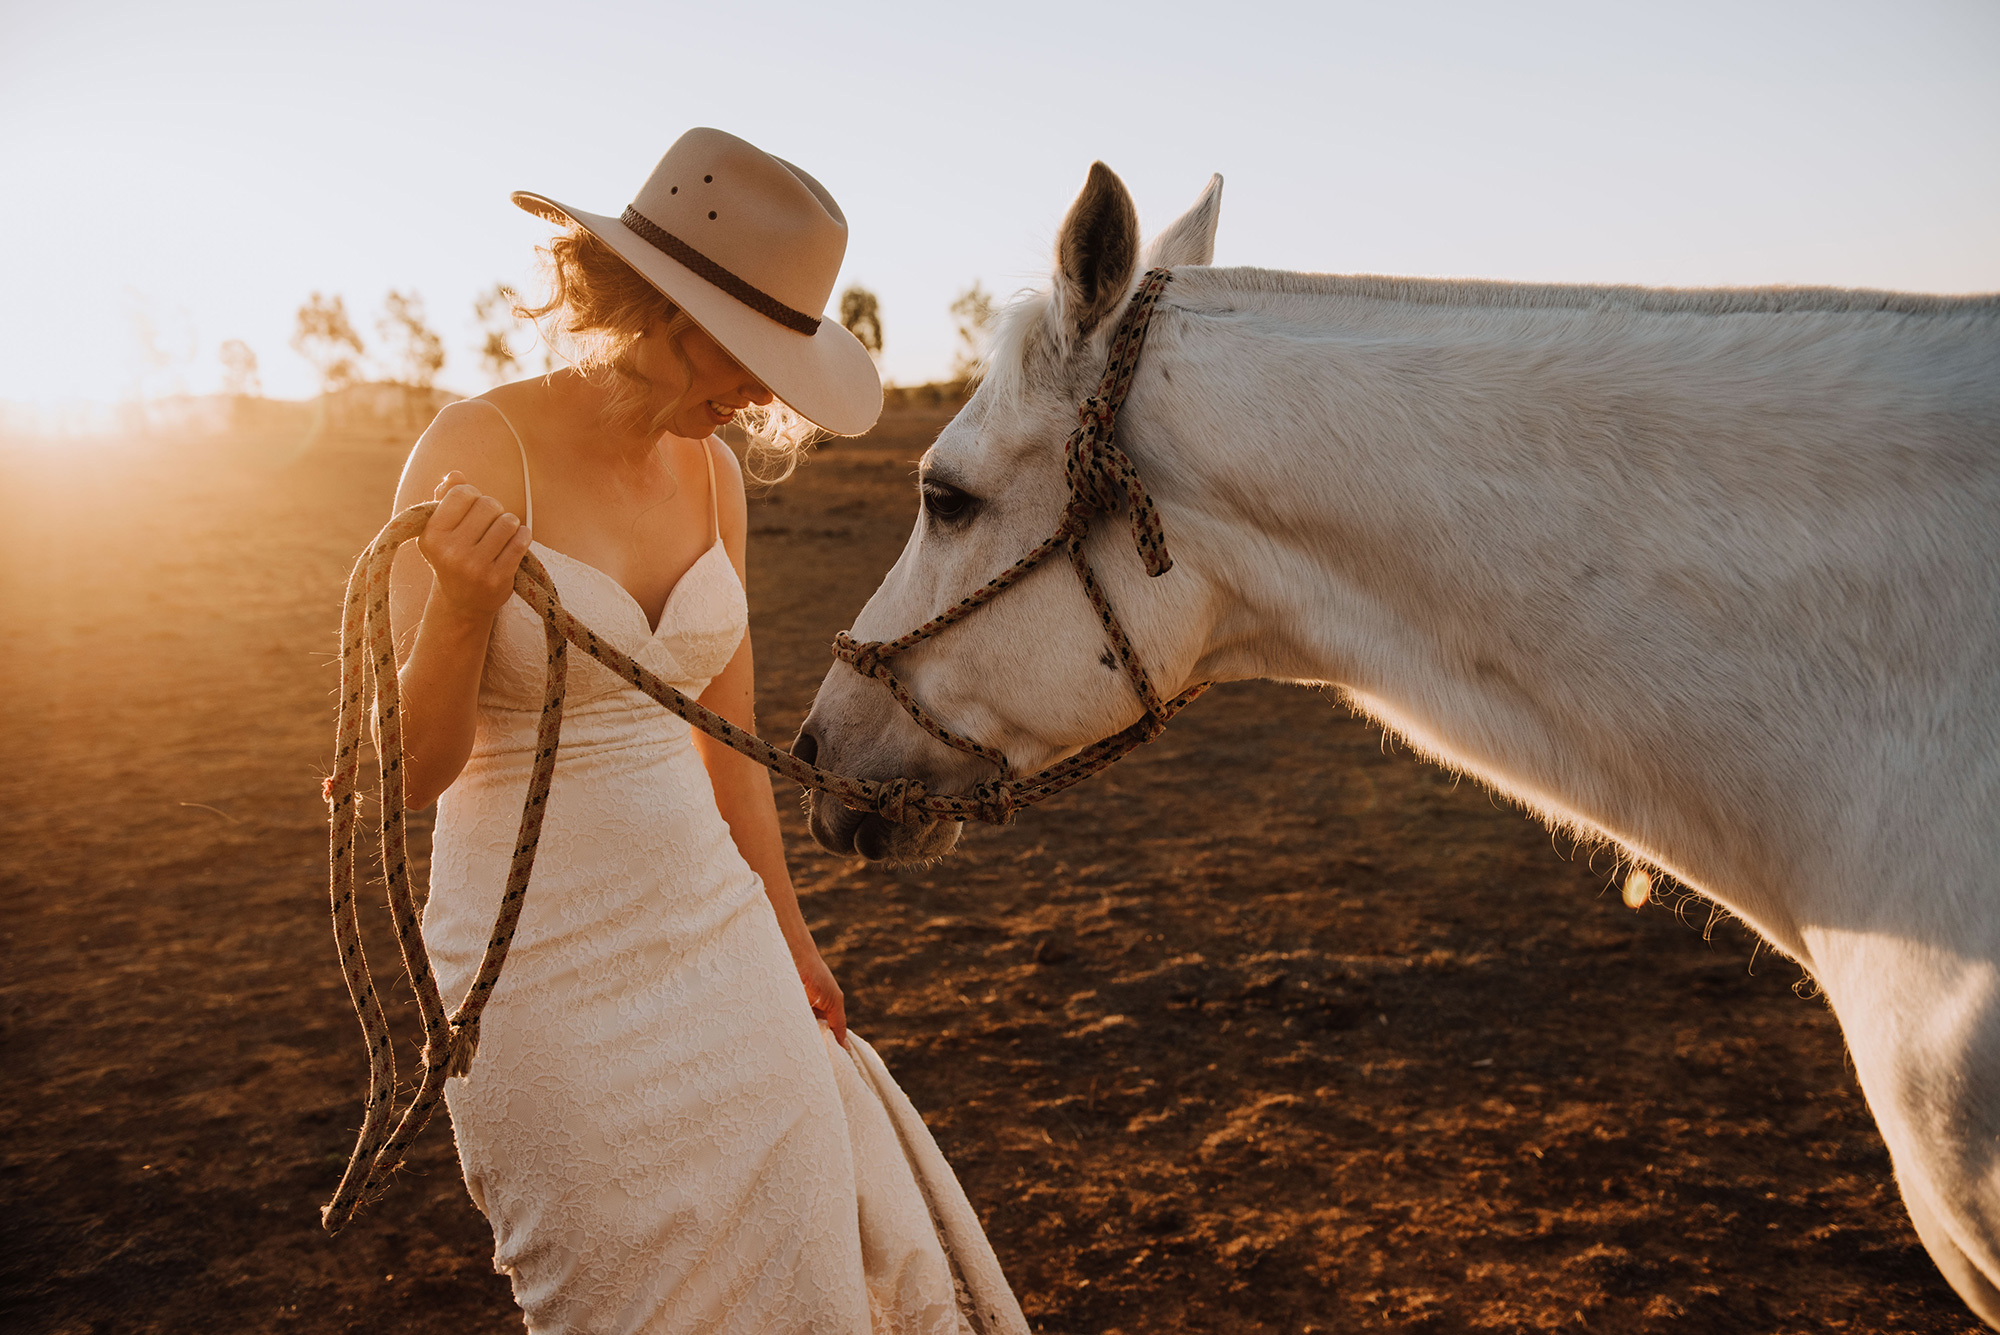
[
  {"x1": 692, "y1": 439, "x2": 847, "y2": 1043},
  {"x1": 388, "y1": 407, "x2": 534, "y2": 810}
]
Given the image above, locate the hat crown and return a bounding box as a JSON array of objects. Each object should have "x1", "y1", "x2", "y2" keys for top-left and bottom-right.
[{"x1": 626, "y1": 128, "x2": 847, "y2": 321}]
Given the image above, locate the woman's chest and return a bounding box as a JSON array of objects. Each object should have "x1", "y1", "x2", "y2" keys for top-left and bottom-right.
[
  {"x1": 480, "y1": 542, "x2": 747, "y2": 708},
  {"x1": 526, "y1": 516, "x2": 715, "y2": 633}
]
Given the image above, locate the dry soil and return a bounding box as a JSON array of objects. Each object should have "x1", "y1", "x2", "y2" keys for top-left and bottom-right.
[{"x1": 0, "y1": 407, "x2": 1979, "y2": 1333}]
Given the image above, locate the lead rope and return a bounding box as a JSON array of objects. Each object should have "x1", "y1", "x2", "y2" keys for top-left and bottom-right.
[{"x1": 320, "y1": 268, "x2": 1203, "y2": 1232}]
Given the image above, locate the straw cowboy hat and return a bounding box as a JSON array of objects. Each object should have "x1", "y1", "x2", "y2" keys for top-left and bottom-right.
[{"x1": 513, "y1": 127, "x2": 881, "y2": 436}]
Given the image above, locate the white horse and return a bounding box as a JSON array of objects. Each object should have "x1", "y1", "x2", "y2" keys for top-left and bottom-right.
[{"x1": 795, "y1": 164, "x2": 2000, "y2": 1323}]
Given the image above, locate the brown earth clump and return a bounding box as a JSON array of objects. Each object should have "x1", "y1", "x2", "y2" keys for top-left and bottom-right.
[{"x1": 0, "y1": 407, "x2": 1979, "y2": 1333}]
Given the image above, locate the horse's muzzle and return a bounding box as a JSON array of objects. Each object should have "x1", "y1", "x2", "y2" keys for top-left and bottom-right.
[{"x1": 793, "y1": 727, "x2": 964, "y2": 864}]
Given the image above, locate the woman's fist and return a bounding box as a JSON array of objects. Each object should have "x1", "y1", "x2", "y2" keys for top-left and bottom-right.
[
  {"x1": 417, "y1": 471, "x2": 532, "y2": 622},
  {"x1": 795, "y1": 948, "x2": 848, "y2": 1047}
]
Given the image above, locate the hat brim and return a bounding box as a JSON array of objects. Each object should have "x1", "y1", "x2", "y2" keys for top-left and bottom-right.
[{"x1": 512, "y1": 190, "x2": 882, "y2": 438}]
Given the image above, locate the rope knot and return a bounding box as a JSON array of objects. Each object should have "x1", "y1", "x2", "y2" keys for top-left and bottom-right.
[
  {"x1": 422, "y1": 1017, "x2": 481, "y2": 1078},
  {"x1": 1064, "y1": 430, "x2": 1174, "y2": 575},
  {"x1": 1065, "y1": 429, "x2": 1123, "y2": 516},
  {"x1": 1053, "y1": 499, "x2": 1095, "y2": 542},
  {"x1": 833, "y1": 632, "x2": 892, "y2": 679},
  {"x1": 871, "y1": 776, "x2": 930, "y2": 826},
  {"x1": 969, "y1": 780, "x2": 1019, "y2": 826}
]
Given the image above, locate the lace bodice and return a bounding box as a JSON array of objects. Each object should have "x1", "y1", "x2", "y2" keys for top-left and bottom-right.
[{"x1": 469, "y1": 537, "x2": 746, "y2": 758}]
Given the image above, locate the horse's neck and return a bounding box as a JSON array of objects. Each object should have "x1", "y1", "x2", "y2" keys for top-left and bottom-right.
[{"x1": 1138, "y1": 277, "x2": 2000, "y2": 958}]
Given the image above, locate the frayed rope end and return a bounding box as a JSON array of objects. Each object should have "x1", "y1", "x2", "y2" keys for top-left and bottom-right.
[
  {"x1": 422, "y1": 1018, "x2": 481, "y2": 1078},
  {"x1": 443, "y1": 1018, "x2": 480, "y2": 1078}
]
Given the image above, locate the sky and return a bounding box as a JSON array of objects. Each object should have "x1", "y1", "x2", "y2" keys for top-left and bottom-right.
[{"x1": 1, "y1": 0, "x2": 1995, "y2": 418}]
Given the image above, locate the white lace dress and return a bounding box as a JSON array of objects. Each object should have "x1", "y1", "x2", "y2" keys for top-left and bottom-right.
[{"x1": 421, "y1": 426, "x2": 1024, "y2": 1335}]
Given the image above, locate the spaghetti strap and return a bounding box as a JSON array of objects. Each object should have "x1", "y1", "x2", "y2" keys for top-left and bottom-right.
[
  {"x1": 462, "y1": 398, "x2": 534, "y2": 529},
  {"x1": 703, "y1": 438, "x2": 720, "y2": 545}
]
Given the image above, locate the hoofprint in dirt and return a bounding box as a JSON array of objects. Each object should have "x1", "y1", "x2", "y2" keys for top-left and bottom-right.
[{"x1": 0, "y1": 410, "x2": 1977, "y2": 1333}]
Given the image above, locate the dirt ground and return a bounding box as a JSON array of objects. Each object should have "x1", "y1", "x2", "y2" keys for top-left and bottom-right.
[{"x1": 0, "y1": 405, "x2": 1981, "y2": 1334}]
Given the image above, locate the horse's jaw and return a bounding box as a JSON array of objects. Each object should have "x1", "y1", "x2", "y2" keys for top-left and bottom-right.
[{"x1": 804, "y1": 790, "x2": 964, "y2": 865}]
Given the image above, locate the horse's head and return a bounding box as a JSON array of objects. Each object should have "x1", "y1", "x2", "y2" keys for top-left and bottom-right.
[{"x1": 797, "y1": 164, "x2": 1225, "y2": 862}]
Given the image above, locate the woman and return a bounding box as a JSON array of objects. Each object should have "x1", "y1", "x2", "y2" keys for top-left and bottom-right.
[{"x1": 390, "y1": 128, "x2": 1023, "y2": 1334}]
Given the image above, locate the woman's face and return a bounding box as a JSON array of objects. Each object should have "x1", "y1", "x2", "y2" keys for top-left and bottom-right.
[{"x1": 629, "y1": 319, "x2": 774, "y2": 440}]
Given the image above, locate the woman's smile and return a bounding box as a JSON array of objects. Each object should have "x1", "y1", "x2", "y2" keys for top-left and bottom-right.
[{"x1": 628, "y1": 320, "x2": 773, "y2": 439}]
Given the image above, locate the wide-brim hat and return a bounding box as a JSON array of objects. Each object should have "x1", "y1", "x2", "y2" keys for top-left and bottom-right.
[{"x1": 513, "y1": 127, "x2": 881, "y2": 436}]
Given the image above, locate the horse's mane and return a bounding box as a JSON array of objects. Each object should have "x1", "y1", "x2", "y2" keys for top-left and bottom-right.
[
  {"x1": 1175, "y1": 265, "x2": 2000, "y2": 319},
  {"x1": 979, "y1": 263, "x2": 1996, "y2": 405}
]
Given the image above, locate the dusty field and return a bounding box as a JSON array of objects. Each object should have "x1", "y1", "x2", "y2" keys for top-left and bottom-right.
[{"x1": 0, "y1": 405, "x2": 1980, "y2": 1334}]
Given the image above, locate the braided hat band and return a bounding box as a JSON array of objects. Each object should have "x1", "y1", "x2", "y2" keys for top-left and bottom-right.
[{"x1": 619, "y1": 206, "x2": 822, "y2": 337}]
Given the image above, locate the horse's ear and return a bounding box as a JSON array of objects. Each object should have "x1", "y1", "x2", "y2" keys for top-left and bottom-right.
[
  {"x1": 1143, "y1": 173, "x2": 1223, "y2": 270},
  {"x1": 1055, "y1": 161, "x2": 1140, "y2": 339}
]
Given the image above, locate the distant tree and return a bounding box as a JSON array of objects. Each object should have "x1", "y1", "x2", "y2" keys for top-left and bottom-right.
[
  {"x1": 126, "y1": 291, "x2": 196, "y2": 404},
  {"x1": 378, "y1": 289, "x2": 446, "y2": 389},
  {"x1": 473, "y1": 282, "x2": 534, "y2": 385},
  {"x1": 838, "y1": 285, "x2": 883, "y2": 358},
  {"x1": 474, "y1": 283, "x2": 519, "y2": 383},
  {"x1": 218, "y1": 339, "x2": 261, "y2": 398},
  {"x1": 948, "y1": 281, "x2": 996, "y2": 386},
  {"x1": 290, "y1": 293, "x2": 366, "y2": 396}
]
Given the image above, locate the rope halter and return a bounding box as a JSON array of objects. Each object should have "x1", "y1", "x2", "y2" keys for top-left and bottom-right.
[{"x1": 830, "y1": 267, "x2": 1196, "y2": 772}]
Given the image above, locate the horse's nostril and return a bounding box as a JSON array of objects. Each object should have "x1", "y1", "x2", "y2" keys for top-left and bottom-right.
[
  {"x1": 790, "y1": 728, "x2": 819, "y2": 767},
  {"x1": 854, "y1": 815, "x2": 893, "y2": 862}
]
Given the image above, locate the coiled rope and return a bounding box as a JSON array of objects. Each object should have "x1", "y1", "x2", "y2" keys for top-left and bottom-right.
[{"x1": 320, "y1": 267, "x2": 1203, "y2": 1232}]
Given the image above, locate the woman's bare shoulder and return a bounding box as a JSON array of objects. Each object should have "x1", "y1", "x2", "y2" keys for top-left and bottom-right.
[
  {"x1": 393, "y1": 398, "x2": 532, "y2": 518},
  {"x1": 705, "y1": 434, "x2": 747, "y2": 491},
  {"x1": 705, "y1": 435, "x2": 749, "y2": 538}
]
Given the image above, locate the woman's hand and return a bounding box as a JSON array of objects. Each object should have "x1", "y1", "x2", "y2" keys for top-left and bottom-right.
[
  {"x1": 418, "y1": 471, "x2": 533, "y2": 623},
  {"x1": 795, "y1": 946, "x2": 848, "y2": 1046}
]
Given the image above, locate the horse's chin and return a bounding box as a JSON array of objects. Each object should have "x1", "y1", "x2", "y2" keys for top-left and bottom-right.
[{"x1": 806, "y1": 794, "x2": 964, "y2": 865}]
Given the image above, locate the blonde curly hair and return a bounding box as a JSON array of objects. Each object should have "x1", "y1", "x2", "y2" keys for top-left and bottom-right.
[{"x1": 518, "y1": 223, "x2": 817, "y2": 483}]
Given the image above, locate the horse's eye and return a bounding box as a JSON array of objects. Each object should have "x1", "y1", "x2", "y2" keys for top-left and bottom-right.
[{"x1": 921, "y1": 479, "x2": 978, "y2": 527}]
